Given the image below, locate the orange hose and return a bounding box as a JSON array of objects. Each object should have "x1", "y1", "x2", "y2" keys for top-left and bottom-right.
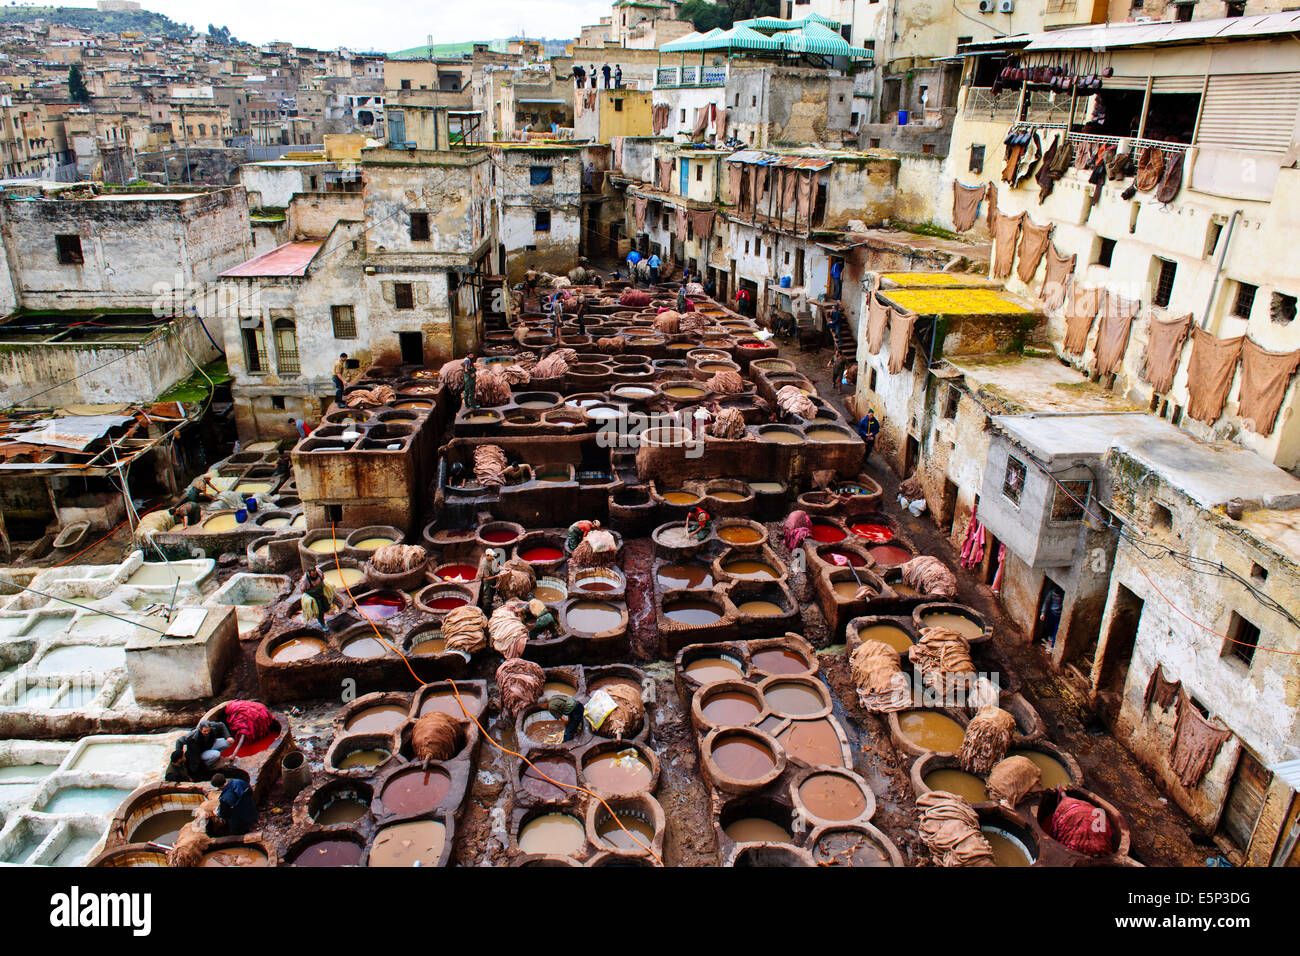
[{"x1": 329, "y1": 525, "x2": 660, "y2": 863}]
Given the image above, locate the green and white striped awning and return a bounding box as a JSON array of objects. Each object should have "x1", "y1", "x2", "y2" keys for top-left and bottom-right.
[{"x1": 660, "y1": 18, "x2": 871, "y2": 59}]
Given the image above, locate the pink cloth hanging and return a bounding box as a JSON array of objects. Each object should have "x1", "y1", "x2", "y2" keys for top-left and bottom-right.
[
  {"x1": 990, "y1": 543, "x2": 1007, "y2": 594},
  {"x1": 959, "y1": 507, "x2": 986, "y2": 569}
]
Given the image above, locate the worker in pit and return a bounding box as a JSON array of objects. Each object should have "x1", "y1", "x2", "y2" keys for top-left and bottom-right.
[
  {"x1": 176, "y1": 720, "x2": 233, "y2": 780},
  {"x1": 566, "y1": 518, "x2": 600, "y2": 551},
  {"x1": 462, "y1": 353, "x2": 478, "y2": 411},
  {"x1": 210, "y1": 774, "x2": 258, "y2": 837},
  {"x1": 479, "y1": 549, "x2": 506, "y2": 611},
  {"x1": 685, "y1": 506, "x2": 712, "y2": 542},
  {"x1": 547, "y1": 694, "x2": 587, "y2": 742},
  {"x1": 524, "y1": 599, "x2": 558, "y2": 642},
  {"x1": 300, "y1": 565, "x2": 345, "y2": 631},
  {"x1": 173, "y1": 498, "x2": 203, "y2": 529}
]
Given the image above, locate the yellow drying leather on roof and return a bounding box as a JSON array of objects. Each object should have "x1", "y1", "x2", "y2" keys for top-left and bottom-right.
[
  {"x1": 877, "y1": 273, "x2": 972, "y2": 287},
  {"x1": 885, "y1": 288, "x2": 1033, "y2": 315}
]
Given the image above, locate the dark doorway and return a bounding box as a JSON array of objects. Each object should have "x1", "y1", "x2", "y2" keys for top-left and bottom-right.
[
  {"x1": 940, "y1": 478, "x2": 958, "y2": 534},
  {"x1": 904, "y1": 435, "x2": 920, "y2": 478},
  {"x1": 1034, "y1": 578, "x2": 1066, "y2": 653},
  {"x1": 398, "y1": 331, "x2": 423, "y2": 365},
  {"x1": 1096, "y1": 583, "x2": 1142, "y2": 723}
]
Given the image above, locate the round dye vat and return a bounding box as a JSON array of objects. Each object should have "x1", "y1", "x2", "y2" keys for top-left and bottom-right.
[
  {"x1": 983, "y1": 827, "x2": 1034, "y2": 867},
  {"x1": 684, "y1": 656, "x2": 743, "y2": 684},
  {"x1": 813, "y1": 830, "x2": 892, "y2": 867},
  {"x1": 777, "y1": 719, "x2": 846, "y2": 767},
  {"x1": 892, "y1": 581, "x2": 922, "y2": 597},
  {"x1": 203, "y1": 513, "x2": 243, "y2": 533},
  {"x1": 525, "y1": 715, "x2": 569, "y2": 745},
  {"x1": 656, "y1": 564, "x2": 713, "y2": 590},
  {"x1": 897, "y1": 711, "x2": 965, "y2": 753},
  {"x1": 410, "y1": 635, "x2": 446, "y2": 656},
  {"x1": 426, "y1": 594, "x2": 468, "y2": 611},
  {"x1": 661, "y1": 490, "x2": 700, "y2": 506},
  {"x1": 583, "y1": 749, "x2": 653, "y2": 793},
  {"x1": 130, "y1": 809, "x2": 196, "y2": 845},
  {"x1": 858, "y1": 623, "x2": 913, "y2": 654},
  {"x1": 663, "y1": 600, "x2": 722, "y2": 626},
  {"x1": 419, "y1": 689, "x2": 480, "y2": 717},
  {"x1": 541, "y1": 680, "x2": 577, "y2": 700},
  {"x1": 722, "y1": 560, "x2": 779, "y2": 581},
  {"x1": 822, "y1": 549, "x2": 866, "y2": 568},
  {"x1": 314, "y1": 796, "x2": 369, "y2": 825},
  {"x1": 522, "y1": 756, "x2": 578, "y2": 800},
  {"x1": 291, "y1": 839, "x2": 363, "y2": 866},
  {"x1": 760, "y1": 429, "x2": 803, "y2": 444},
  {"x1": 925, "y1": 769, "x2": 989, "y2": 803},
  {"x1": 336, "y1": 748, "x2": 390, "y2": 770},
  {"x1": 1009, "y1": 750, "x2": 1072, "y2": 789},
  {"x1": 565, "y1": 601, "x2": 622, "y2": 634},
  {"x1": 711, "y1": 490, "x2": 747, "y2": 502},
  {"x1": 919, "y1": 611, "x2": 984, "y2": 640},
  {"x1": 380, "y1": 767, "x2": 451, "y2": 816},
  {"x1": 222, "y1": 729, "x2": 278, "y2": 759},
  {"x1": 531, "y1": 584, "x2": 567, "y2": 604},
  {"x1": 664, "y1": 386, "x2": 705, "y2": 399},
  {"x1": 751, "y1": 647, "x2": 808, "y2": 674},
  {"x1": 270, "y1": 636, "x2": 326, "y2": 663},
  {"x1": 739, "y1": 341, "x2": 766, "y2": 349},
  {"x1": 702, "y1": 691, "x2": 762, "y2": 725},
  {"x1": 749, "y1": 481, "x2": 783, "y2": 493},
  {"x1": 810, "y1": 522, "x2": 846, "y2": 543},
  {"x1": 800, "y1": 773, "x2": 868, "y2": 821},
  {"x1": 850, "y1": 522, "x2": 893, "y2": 543},
  {"x1": 369, "y1": 820, "x2": 446, "y2": 867},
  {"x1": 354, "y1": 593, "x2": 404, "y2": 620},
  {"x1": 763, "y1": 682, "x2": 824, "y2": 717},
  {"x1": 833, "y1": 580, "x2": 867, "y2": 600},
  {"x1": 346, "y1": 704, "x2": 407, "y2": 734},
  {"x1": 517, "y1": 813, "x2": 586, "y2": 855},
  {"x1": 574, "y1": 573, "x2": 619, "y2": 593},
  {"x1": 307, "y1": 537, "x2": 346, "y2": 554},
  {"x1": 717, "y1": 526, "x2": 763, "y2": 545},
  {"x1": 353, "y1": 536, "x2": 396, "y2": 550},
  {"x1": 200, "y1": 846, "x2": 268, "y2": 867},
  {"x1": 597, "y1": 813, "x2": 655, "y2": 851},
  {"x1": 737, "y1": 600, "x2": 783, "y2": 616},
  {"x1": 341, "y1": 634, "x2": 389, "y2": 658},
  {"x1": 463, "y1": 412, "x2": 499, "y2": 423},
  {"x1": 480, "y1": 528, "x2": 519, "y2": 544},
  {"x1": 322, "y1": 566, "x2": 365, "y2": 590},
  {"x1": 291, "y1": 514, "x2": 307, "y2": 529},
  {"x1": 868, "y1": 545, "x2": 912, "y2": 567},
  {"x1": 726, "y1": 818, "x2": 791, "y2": 843},
  {"x1": 519, "y1": 546, "x2": 564, "y2": 563},
  {"x1": 710, "y1": 736, "x2": 776, "y2": 780},
  {"x1": 805, "y1": 427, "x2": 850, "y2": 442},
  {"x1": 613, "y1": 386, "x2": 655, "y2": 399},
  {"x1": 435, "y1": 564, "x2": 478, "y2": 582}
]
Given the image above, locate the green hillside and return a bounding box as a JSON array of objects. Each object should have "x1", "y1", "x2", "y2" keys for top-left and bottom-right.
[{"x1": 0, "y1": 5, "x2": 194, "y2": 38}]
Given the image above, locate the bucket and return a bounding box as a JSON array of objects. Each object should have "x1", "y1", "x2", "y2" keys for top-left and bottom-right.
[
  {"x1": 235, "y1": 508, "x2": 249, "y2": 523},
  {"x1": 281, "y1": 750, "x2": 310, "y2": 801},
  {"x1": 897, "y1": 109, "x2": 909, "y2": 126}
]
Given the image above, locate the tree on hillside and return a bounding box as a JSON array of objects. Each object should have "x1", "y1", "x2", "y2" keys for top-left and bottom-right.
[
  {"x1": 68, "y1": 64, "x2": 91, "y2": 104},
  {"x1": 680, "y1": 0, "x2": 783, "y2": 31}
]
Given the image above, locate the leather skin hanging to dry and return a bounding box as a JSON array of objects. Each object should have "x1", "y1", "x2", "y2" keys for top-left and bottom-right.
[
  {"x1": 984, "y1": 182, "x2": 997, "y2": 229},
  {"x1": 1144, "y1": 663, "x2": 1182, "y2": 712},
  {"x1": 633, "y1": 197, "x2": 648, "y2": 232},
  {"x1": 656, "y1": 157, "x2": 673, "y2": 191},
  {"x1": 1139, "y1": 312, "x2": 1193, "y2": 394},
  {"x1": 887, "y1": 308, "x2": 917, "y2": 374},
  {"x1": 1038, "y1": 242, "x2": 1076, "y2": 310},
  {"x1": 1237, "y1": 338, "x2": 1300, "y2": 435},
  {"x1": 1064, "y1": 281, "x2": 1105, "y2": 355},
  {"x1": 1156, "y1": 149, "x2": 1185, "y2": 204},
  {"x1": 952, "y1": 181, "x2": 985, "y2": 232},
  {"x1": 1093, "y1": 294, "x2": 1139, "y2": 376},
  {"x1": 1185, "y1": 327, "x2": 1245, "y2": 424},
  {"x1": 866, "y1": 293, "x2": 890, "y2": 354},
  {"x1": 1134, "y1": 145, "x2": 1165, "y2": 193},
  {"x1": 1015, "y1": 216, "x2": 1053, "y2": 284},
  {"x1": 1171, "y1": 690, "x2": 1231, "y2": 789},
  {"x1": 990, "y1": 210, "x2": 1024, "y2": 280}
]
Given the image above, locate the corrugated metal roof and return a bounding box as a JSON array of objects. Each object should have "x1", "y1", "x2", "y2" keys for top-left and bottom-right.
[
  {"x1": 725, "y1": 150, "x2": 832, "y2": 170},
  {"x1": 1022, "y1": 11, "x2": 1300, "y2": 51},
  {"x1": 1270, "y1": 757, "x2": 1300, "y2": 790}
]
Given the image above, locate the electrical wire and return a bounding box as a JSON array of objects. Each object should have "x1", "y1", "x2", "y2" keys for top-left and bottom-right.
[{"x1": 327, "y1": 527, "x2": 661, "y2": 863}]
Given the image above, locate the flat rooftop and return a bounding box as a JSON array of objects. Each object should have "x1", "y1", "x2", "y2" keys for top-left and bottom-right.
[
  {"x1": 954, "y1": 354, "x2": 1140, "y2": 417},
  {"x1": 881, "y1": 286, "x2": 1034, "y2": 317}
]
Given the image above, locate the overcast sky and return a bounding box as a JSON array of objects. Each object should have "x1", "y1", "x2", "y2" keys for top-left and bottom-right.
[{"x1": 112, "y1": 1, "x2": 612, "y2": 50}]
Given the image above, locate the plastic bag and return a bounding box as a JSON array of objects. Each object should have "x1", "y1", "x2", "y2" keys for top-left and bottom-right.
[{"x1": 584, "y1": 688, "x2": 618, "y2": 731}]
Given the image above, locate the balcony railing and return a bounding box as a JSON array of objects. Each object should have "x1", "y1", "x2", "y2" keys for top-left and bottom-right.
[{"x1": 656, "y1": 65, "x2": 728, "y2": 89}]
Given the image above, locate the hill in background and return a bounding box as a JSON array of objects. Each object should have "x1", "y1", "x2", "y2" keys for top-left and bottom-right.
[{"x1": 0, "y1": 4, "x2": 195, "y2": 38}]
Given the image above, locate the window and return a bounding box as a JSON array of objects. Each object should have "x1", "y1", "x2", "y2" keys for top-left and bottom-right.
[
  {"x1": 1095, "y1": 237, "x2": 1116, "y2": 268},
  {"x1": 1250, "y1": 562, "x2": 1268, "y2": 583},
  {"x1": 695, "y1": 165, "x2": 703, "y2": 182},
  {"x1": 534, "y1": 210, "x2": 551, "y2": 232},
  {"x1": 754, "y1": 238, "x2": 762, "y2": 256},
  {"x1": 613, "y1": 99, "x2": 623, "y2": 112},
  {"x1": 1153, "y1": 258, "x2": 1177, "y2": 307},
  {"x1": 956, "y1": 36, "x2": 972, "y2": 52},
  {"x1": 400, "y1": 78, "x2": 412, "y2": 90},
  {"x1": 943, "y1": 384, "x2": 960, "y2": 419},
  {"x1": 409, "y1": 211, "x2": 430, "y2": 241},
  {"x1": 242, "y1": 326, "x2": 267, "y2": 373},
  {"x1": 1232, "y1": 282, "x2": 1257, "y2": 319},
  {"x1": 394, "y1": 282, "x2": 414, "y2": 310},
  {"x1": 1051, "y1": 480, "x2": 1091, "y2": 522},
  {"x1": 680, "y1": 109, "x2": 686, "y2": 122},
  {"x1": 273, "y1": 319, "x2": 300, "y2": 375},
  {"x1": 1176, "y1": 2, "x2": 1194, "y2": 20},
  {"x1": 271, "y1": 395, "x2": 286, "y2": 410},
  {"x1": 529, "y1": 165, "x2": 552, "y2": 185},
  {"x1": 1223, "y1": 612, "x2": 1260, "y2": 667},
  {"x1": 1271, "y1": 292, "x2": 1296, "y2": 325},
  {"x1": 1002, "y1": 456, "x2": 1026, "y2": 505},
  {"x1": 1225, "y1": 0, "x2": 1245, "y2": 15},
  {"x1": 55, "y1": 234, "x2": 83, "y2": 264},
  {"x1": 969, "y1": 144, "x2": 984, "y2": 174},
  {"x1": 1152, "y1": 502, "x2": 1173, "y2": 530},
  {"x1": 331, "y1": 304, "x2": 357, "y2": 338},
  {"x1": 734, "y1": 94, "x2": 740, "y2": 107},
  {"x1": 751, "y1": 96, "x2": 757, "y2": 107}
]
